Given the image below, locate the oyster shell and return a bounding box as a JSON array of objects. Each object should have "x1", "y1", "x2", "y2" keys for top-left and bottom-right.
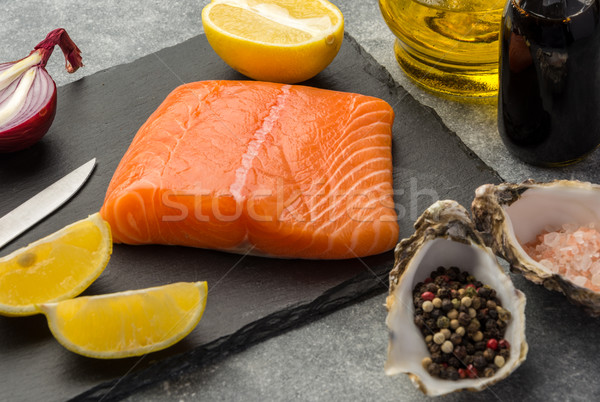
[
  {"x1": 472, "y1": 180, "x2": 600, "y2": 316},
  {"x1": 385, "y1": 200, "x2": 527, "y2": 396}
]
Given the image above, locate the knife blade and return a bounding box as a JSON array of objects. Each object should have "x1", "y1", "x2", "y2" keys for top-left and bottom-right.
[{"x1": 0, "y1": 158, "x2": 96, "y2": 250}]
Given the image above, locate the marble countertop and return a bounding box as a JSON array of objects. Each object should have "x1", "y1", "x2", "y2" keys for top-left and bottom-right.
[{"x1": 2, "y1": 1, "x2": 599, "y2": 401}]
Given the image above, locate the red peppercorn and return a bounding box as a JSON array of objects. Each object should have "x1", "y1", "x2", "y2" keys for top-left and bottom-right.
[
  {"x1": 424, "y1": 277, "x2": 432, "y2": 284},
  {"x1": 458, "y1": 368, "x2": 467, "y2": 379},
  {"x1": 440, "y1": 275, "x2": 450, "y2": 282},
  {"x1": 465, "y1": 284, "x2": 476, "y2": 290},
  {"x1": 499, "y1": 339, "x2": 510, "y2": 350},
  {"x1": 421, "y1": 291, "x2": 435, "y2": 301},
  {"x1": 486, "y1": 339, "x2": 498, "y2": 350},
  {"x1": 466, "y1": 364, "x2": 478, "y2": 379},
  {"x1": 442, "y1": 363, "x2": 448, "y2": 368}
]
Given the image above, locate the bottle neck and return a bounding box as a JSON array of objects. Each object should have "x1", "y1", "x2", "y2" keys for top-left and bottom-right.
[{"x1": 517, "y1": 0, "x2": 593, "y2": 18}]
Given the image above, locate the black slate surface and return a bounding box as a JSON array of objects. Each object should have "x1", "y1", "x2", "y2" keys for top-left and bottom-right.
[{"x1": 0, "y1": 33, "x2": 501, "y2": 401}]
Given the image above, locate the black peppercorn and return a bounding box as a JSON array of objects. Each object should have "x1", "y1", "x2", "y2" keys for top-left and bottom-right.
[
  {"x1": 450, "y1": 333, "x2": 462, "y2": 345},
  {"x1": 473, "y1": 355, "x2": 487, "y2": 370},
  {"x1": 485, "y1": 319, "x2": 497, "y2": 330},
  {"x1": 499, "y1": 349, "x2": 510, "y2": 359},
  {"x1": 496, "y1": 319, "x2": 507, "y2": 329},
  {"x1": 458, "y1": 312, "x2": 471, "y2": 326},
  {"x1": 483, "y1": 348, "x2": 495, "y2": 362},
  {"x1": 477, "y1": 286, "x2": 491, "y2": 298},
  {"x1": 464, "y1": 355, "x2": 474, "y2": 365},
  {"x1": 427, "y1": 362, "x2": 441, "y2": 376},
  {"x1": 431, "y1": 351, "x2": 443, "y2": 363},
  {"x1": 431, "y1": 309, "x2": 441, "y2": 319},
  {"x1": 475, "y1": 341, "x2": 487, "y2": 351},
  {"x1": 465, "y1": 343, "x2": 475, "y2": 355},
  {"x1": 454, "y1": 345, "x2": 467, "y2": 360},
  {"x1": 442, "y1": 298, "x2": 453, "y2": 312},
  {"x1": 483, "y1": 367, "x2": 496, "y2": 378},
  {"x1": 447, "y1": 366, "x2": 459, "y2": 381},
  {"x1": 448, "y1": 356, "x2": 461, "y2": 368},
  {"x1": 414, "y1": 315, "x2": 425, "y2": 328},
  {"x1": 425, "y1": 283, "x2": 438, "y2": 293}
]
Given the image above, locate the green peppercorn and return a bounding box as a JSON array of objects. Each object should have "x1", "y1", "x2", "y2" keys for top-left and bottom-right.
[
  {"x1": 452, "y1": 298, "x2": 460, "y2": 309},
  {"x1": 433, "y1": 332, "x2": 445, "y2": 344},
  {"x1": 487, "y1": 300, "x2": 497, "y2": 309},
  {"x1": 447, "y1": 309, "x2": 458, "y2": 320},
  {"x1": 467, "y1": 318, "x2": 480, "y2": 333},
  {"x1": 432, "y1": 297, "x2": 442, "y2": 309},
  {"x1": 441, "y1": 340, "x2": 454, "y2": 354},
  {"x1": 450, "y1": 319, "x2": 459, "y2": 330},
  {"x1": 422, "y1": 300, "x2": 434, "y2": 313},
  {"x1": 497, "y1": 307, "x2": 511, "y2": 322},
  {"x1": 471, "y1": 297, "x2": 481, "y2": 310},
  {"x1": 437, "y1": 316, "x2": 450, "y2": 329},
  {"x1": 458, "y1": 288, "x2": 465, "y2": 297},
  {"x1": 494, "y1": 355, "x2": 506, "y2": 368}
]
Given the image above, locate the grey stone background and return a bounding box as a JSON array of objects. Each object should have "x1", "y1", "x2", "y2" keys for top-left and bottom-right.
[{"x1": 2, "y1": 1, "x2": 599, "y2": 401}]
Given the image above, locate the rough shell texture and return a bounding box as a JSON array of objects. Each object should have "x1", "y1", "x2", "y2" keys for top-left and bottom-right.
[
  {"x1": 385, "y1": 200, "x2": 527, "y2": 396},
  {"x1": 472, "y1": 180, "x2": 600, "y2": 316}
]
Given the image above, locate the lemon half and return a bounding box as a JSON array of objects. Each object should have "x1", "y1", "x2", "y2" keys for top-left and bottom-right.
[
  {"x1": 202, "y1": 0, "x2": 344, "y2": 83},
  {"x1": 0, "y1": 213, "x2": 112, "y2": 316},
  {"x1": 39, "y1": 281, "x2": 208, "y2": 359}
]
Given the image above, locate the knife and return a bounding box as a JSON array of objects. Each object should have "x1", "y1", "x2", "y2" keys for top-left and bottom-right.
[{"x1": 0, "y1": 158, "x2": 96, "y2": 250}]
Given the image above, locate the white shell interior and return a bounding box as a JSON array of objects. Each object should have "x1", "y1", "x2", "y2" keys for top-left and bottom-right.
[
  {"x1": 505, "y1": 187, "x2": 600, "y2": 245},
  {"x1": 385, "y1": 238, "x2": 526, "y2": 396}
]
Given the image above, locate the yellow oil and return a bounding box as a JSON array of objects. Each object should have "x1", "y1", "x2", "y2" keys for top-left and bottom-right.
[{"x1": 379, "y1": 0, "x2": 504, "y2": 97}]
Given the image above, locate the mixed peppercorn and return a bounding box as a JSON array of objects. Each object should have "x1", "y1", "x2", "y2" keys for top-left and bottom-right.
[{"x1": 413, "y1": 266, "x2": 512, "y2": 380}]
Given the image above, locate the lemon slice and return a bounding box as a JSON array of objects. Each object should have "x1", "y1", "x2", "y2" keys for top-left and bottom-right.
[
  {"x1": 39, "y1": 281, "x2": 208, "y2": 359},
  {"x1": 202, "y1": 0, "x2": 344, "y2": 83},
  {"x1": 0, "y1": 213, "x2": 112, "y2": 316}
]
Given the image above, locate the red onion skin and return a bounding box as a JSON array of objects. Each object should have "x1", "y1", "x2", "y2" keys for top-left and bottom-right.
[
  {"x1": 0, "y1": 29, "x2": 82, "y2": 153},
  {"x1": 0, "y1": 87, "x2": 56, "y2": 153}
]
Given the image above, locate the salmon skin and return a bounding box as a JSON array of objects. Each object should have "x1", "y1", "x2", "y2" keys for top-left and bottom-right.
[{"x1": 100, "y1": 81, "x2": 398, "y2": 259}]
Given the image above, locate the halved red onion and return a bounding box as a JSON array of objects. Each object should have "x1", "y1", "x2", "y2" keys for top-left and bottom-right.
[{"x1": 0, "y1": 29, "x2": 83, "y2": 153}]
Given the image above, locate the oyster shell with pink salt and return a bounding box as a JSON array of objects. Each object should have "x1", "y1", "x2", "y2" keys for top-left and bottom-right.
[{"x1": 472, "y1": 180, "x2": 600, "y2": 316}]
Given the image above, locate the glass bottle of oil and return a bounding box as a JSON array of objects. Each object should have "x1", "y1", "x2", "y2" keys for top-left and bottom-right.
[
  {"x1": 498, "y1": 0, "x2": 600, "y2": 166},
  {"x1": 379, "y1": 0, "x2": 505, "y2": 97}
]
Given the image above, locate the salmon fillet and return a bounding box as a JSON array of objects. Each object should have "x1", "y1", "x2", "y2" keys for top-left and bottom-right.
[{"x1": 100, "y1": 81, "x2": 398, "y2": 259}]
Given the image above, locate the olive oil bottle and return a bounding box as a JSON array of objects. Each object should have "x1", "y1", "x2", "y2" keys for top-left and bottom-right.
[
  {"x1": 498, "y1": 0, "x2": 600, "y2": 166},
  {"x1": 379, "y1": 0, "x2": 504, "y2": 97}
]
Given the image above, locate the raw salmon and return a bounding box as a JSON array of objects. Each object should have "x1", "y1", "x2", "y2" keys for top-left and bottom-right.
[{"x1": 100, "y1": 81, "x2": 398, "y2": 259}]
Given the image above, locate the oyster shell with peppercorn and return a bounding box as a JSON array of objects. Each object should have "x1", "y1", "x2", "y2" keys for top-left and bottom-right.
[
  {"x1": 385, "y1": 200, "x2": 527, "y2": 396},
  {"x1": 472, "y1": 180, "x2": 600, "y2": 316}
]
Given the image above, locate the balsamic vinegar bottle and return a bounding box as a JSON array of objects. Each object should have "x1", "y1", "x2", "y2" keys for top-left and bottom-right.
[{"x1": 498, "y1": 0, "x2": 600, "y2": 166}]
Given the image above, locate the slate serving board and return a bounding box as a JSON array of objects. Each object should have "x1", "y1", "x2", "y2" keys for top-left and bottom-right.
[{"x1": 0, "y1": 33, "x2": 501, "y2": 401}]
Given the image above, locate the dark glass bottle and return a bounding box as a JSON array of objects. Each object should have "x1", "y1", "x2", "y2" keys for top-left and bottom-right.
[{"x1": 498, "y1": 0, "x2": 600, "y2": 166}]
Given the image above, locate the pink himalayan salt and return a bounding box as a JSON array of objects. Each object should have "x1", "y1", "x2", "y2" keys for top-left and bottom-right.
[{"x1": 522, "y1": 223, "x2": 600, "y2": 292}]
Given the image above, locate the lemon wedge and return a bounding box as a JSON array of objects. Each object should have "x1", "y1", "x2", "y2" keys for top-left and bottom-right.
[
  {"x1": 0, "y1": 213, "x2": 112, "y2": 316},
  {"x1": 202, "y1": 0, "x2": 344, "y2": 83},
  {"x1": 38, "y1": 281, "x2": 208, "y2": 359}
]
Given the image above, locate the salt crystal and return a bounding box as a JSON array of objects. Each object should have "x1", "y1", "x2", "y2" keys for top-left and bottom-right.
[
  {"x1": 543, "y1": 232, "x2": 560, "y2": 248},
  {"x1": 590, "y1": 263, "x2": 600, "y2": 276},
  {"x1": 539, "y1": 259, "x2": 559, "y2": 274},
  {"x1": 571, "y1": 275, "x2": 588, "y2": 287},
  {"x1": 592, "y1": 273, "x2": 600, "y2": 287}
]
